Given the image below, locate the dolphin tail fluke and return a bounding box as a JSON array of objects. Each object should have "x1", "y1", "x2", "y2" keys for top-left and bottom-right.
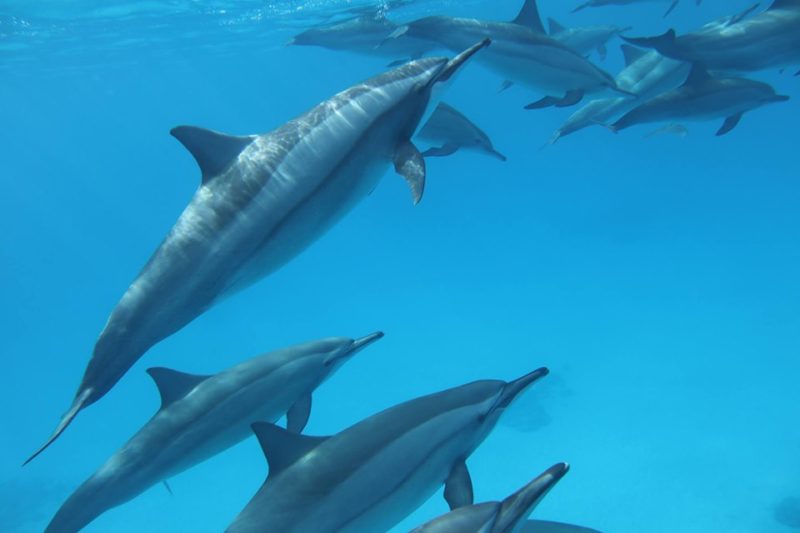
[
  {"x1": 24, "y1": 388, "x2": 92, "y2": 465},
  {"x1": 622, "y1": 30, "x2": 678, "y2": 57}
]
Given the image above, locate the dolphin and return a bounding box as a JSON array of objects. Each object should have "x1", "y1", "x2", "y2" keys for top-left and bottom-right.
[
  {"x1": 572, "y1": 0, "x2": 701, "y2": 18},
  {"x1": 25, "y1": 40, "x2": 490, "y2": 464},
  {"x1": 611, "y1": 64, "x2": 790, "y2": 135},
  {"x1": 386, "y1": 1, "x2": 625, "y2": 108},
  {"x1": 551, "y1": 45, "x2": 690, "y2": 142},
  {"x1": 547, "y1": 18, "x2": 630, "y2": 60},
  {"x1": 409, "y1": 463, "x2": 569, "y2": 532},
  {"x1": 226, "y1": 367, "x2": 550, "y2": 533},
  {"x1": 416, "y1": 102, "x2": 507, "y2": 161},
  {"x1": 44, "y1": 333, "x2": 383, "y2": 533},
  {"x1": 622, "y1": 0, "x2": 800, "y2": 72},
  {"x1": 287, "y1": 11, "x2": 435, "y2": 65}
]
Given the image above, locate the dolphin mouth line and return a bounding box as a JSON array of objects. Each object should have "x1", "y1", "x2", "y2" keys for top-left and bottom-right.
[
  {"x1": 351, "y1": 331, "x2": 385, "y2": 351},
  {"x1": 435, "y1": 38, "x2": 491, "y2": 84},
  {"x1": 494, "y1": 367, "x2": 549, "y2": 412},
  {"x1": 25, "y1": 386, "x2": 94, "y2": 465}
]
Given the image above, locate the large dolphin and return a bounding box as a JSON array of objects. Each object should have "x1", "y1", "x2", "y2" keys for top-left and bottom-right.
[
  {"x1": 547, "y1": 18, "x2": 630, "y2": 60},
  {"x1": 226, "y1": 367, "x2": 550, "y2": 533},
  {"x1": 551, "y1": 45, "x2": 690, "y2": 142},
  {"x1": 417, "y1": 102, "x2": 507, "y2": 161},
  {"x1": 572, "y1": 0, "x2": 701, "y2": 18},
  {"x1": 410, "y1": 463, "x2": 569, "y2": 532},
  {"x1": 387, "y1": 1, "x2": 625, "y2": 108},
  {"x1": 25, "y1": 40, "x2": 490, "y2": 464},
  {"x1": 623, "y1": 0, "x2": 800, "y2": 72},
  {"x1": 611, "y1": 64, "x2": 790, "y2": 135},
  {"x1": 287, "y1": 11, "x2": 435, "y2": 64},
  {"x1": 45, "y1": 333, "x2": 383, "y2": 533}
]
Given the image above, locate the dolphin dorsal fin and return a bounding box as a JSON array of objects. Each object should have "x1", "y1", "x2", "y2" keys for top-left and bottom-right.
[
  {"x1": 252, "y1": 422, "x2": 329, "y2": 476},
  {"x1": 146, "y1": 367, "x2": 210, "y2": 409},
  {"x1": 170, "y1": 126, "x2": 255, "y2": 184},
  {"x1": 547, "y1": 18, "x2": 566, "y2": 34},
  {"x1": 511, "y1": 0, "x2": 545, "y2": 34},
  {"x1": 620, "y1": 44, "x2": 648, "y2": 67},
  {"x1": 682, "y1": 63, "x2": 712, "y2": 87}
]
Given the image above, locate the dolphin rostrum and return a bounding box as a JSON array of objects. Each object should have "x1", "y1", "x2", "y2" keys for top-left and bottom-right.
[
  {"x1": 226, "y1": 367, "x2": 550, "y2": 533},
  {"x1": 611, "y1": 64, "x2": 790, "y2": 135},
  {"x1": 25, "y1": 40, "x2": 490, "y2": 464},
  {"x1": 572, "y1": 0, "x2": 701, "y2": 18},
  {"x1": 417, "y1": 102, "x2": 507, "y2": 161},
  {"x1": 551, "y1": 45, "x2": 690, "y2": 142},
  {"x1": 44, "y1": 333, "x2": 383, "y2": 533},
  {"x1": 623, "y1": 0, "x2": 800, "y2": 72},
  {"x1": 386, "y1": 1, "x2": 625, "y2": 109},
  {"x1": 410, "y1": 462, "x2": 569, "y2": 532}
]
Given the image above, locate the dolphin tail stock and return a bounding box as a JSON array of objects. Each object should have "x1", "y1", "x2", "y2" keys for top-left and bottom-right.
[
  {"x1": 621, "y1": 30, "x2": 679, "y2": 57},
  {"x1": 24, "y1": 387, "x2": 93, "y2": 465}
]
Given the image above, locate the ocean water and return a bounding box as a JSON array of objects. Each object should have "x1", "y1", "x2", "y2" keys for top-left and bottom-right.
[{"x1": 1, "y1": 0, "x2": 799, "y2": 532}]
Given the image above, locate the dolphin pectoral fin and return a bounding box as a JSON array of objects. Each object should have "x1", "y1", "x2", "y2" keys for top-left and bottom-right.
[
  {"x1": 394, "y1": 140, "x2": 426, "y2": 205},
  {"x1": 444, "y1": 460, "x2": 473, "y2": 510},
  {"x1": 572, "y1": 2, "x2": 591, "y2": 14},
  {"x1": 597, "y1": 43, "x2": 607, "y2": 61},
  {"x1": 525, "y1": 90, "x2": 583, "y2": 110},
  {"x1": 499, "y1": 80, "x2": 515, "y2": 93},
  {"x1": 170, "y1": 126, "x2": 255, "y2": 183},
  {"x1": 163, "y1": 480, "x2": 174, "y2": 495},
  {"x1": 146, "y1": 367, "x2": 211, "y2": 410},
  {"x1": 252, "y1": 422, "x2": 328, "y2": 476},
  {"x1": 716, "y1": 113, "x2": 743, "y2": 136},
  {"x1": 556, "y1": 90, "x2": 584, "y2": 108},
  {"x1": 421, "y1": 144, "x2": 459, "y2": 158},
  {"x1": 286, "y1": 394, "x2": 312, "y2": 433},
  {"x1": 664, "y1": 0, "x2": 679, "y2": 17},
  {"x1": 24, "y1": 387, "x2": 92, "y2": 465},
  {"x1": 525, "y1": 96, "x2": 560, "y2": 110}
]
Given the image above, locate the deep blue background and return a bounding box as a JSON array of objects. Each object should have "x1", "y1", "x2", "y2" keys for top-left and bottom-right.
[{"x1": 1, "y1": 1, "x2": 798, "y2": 531}]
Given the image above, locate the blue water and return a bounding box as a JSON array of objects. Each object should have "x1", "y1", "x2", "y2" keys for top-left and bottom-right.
[{"x1": 1, "y1": 0, "x2": 799, "y2": 531}]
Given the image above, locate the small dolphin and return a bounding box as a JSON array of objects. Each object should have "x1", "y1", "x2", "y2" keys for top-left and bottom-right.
[
  {"x1": 611, "y1": 64, "x2": 789, "y2": 135},
  {"x1": 547, "y1": 18, "x2": 630, "y2": 60},
  {"x1": 551, "y1": 45, "x2": 689, "y2": 141},
  {"x1": 417, "y1": 102, "x2": 506, "y2": 161},
  {"x1": 25, "y1": 40, "x2": 490, "y2": 464},
  {"x1": 44, "y1": 333, "x2": 383, "y2": 533},
  {"x1": 623, "y1": 0, "x2": 800, "y2": 72},
  {"x1": 573, "y1": 0, "x2": 701, "y2": 18},
  {"x1": 287, "y1": 11, "x2": 434, "y2": 64},
  {"x1": 410, "y1": 463, "x2": 569, "y2": 532},
  {"x1": 387, "y1": 1, "x2": 624, "y2": 109},
  {"x1": 226, "y1": 368, "x2": 550, "y2": 533}
]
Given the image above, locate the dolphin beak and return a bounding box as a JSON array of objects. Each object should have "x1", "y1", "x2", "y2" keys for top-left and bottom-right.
[
  {"x1": 350, "y1": 331, "x2": 385, "y2": 353},
  {"x1": 489, "y1": 148, "x2": 507, "y2": 162},
  {"x1": 494, "y1": 367, "x2": 549, "y2": 411},
  {"x1": 771, "y1": 94, "x2": 791, "y2": 103},
  {"x1": 436, "y1": 38, "x2": 491, "y2": 84},
  {"x1": 497, "y1": 463, "x2": 570, "y2": 526}
]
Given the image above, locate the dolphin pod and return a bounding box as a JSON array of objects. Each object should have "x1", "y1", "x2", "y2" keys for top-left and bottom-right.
[
  {"x1": 26, "y1": 39, "x2": 490, "y2": 464},
  {"x1": 45, "y1": 333, "x2": 383, "y2": 533},
  {"x1": 226, "y1": 368, "x2": 550, "y2": 532}
]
